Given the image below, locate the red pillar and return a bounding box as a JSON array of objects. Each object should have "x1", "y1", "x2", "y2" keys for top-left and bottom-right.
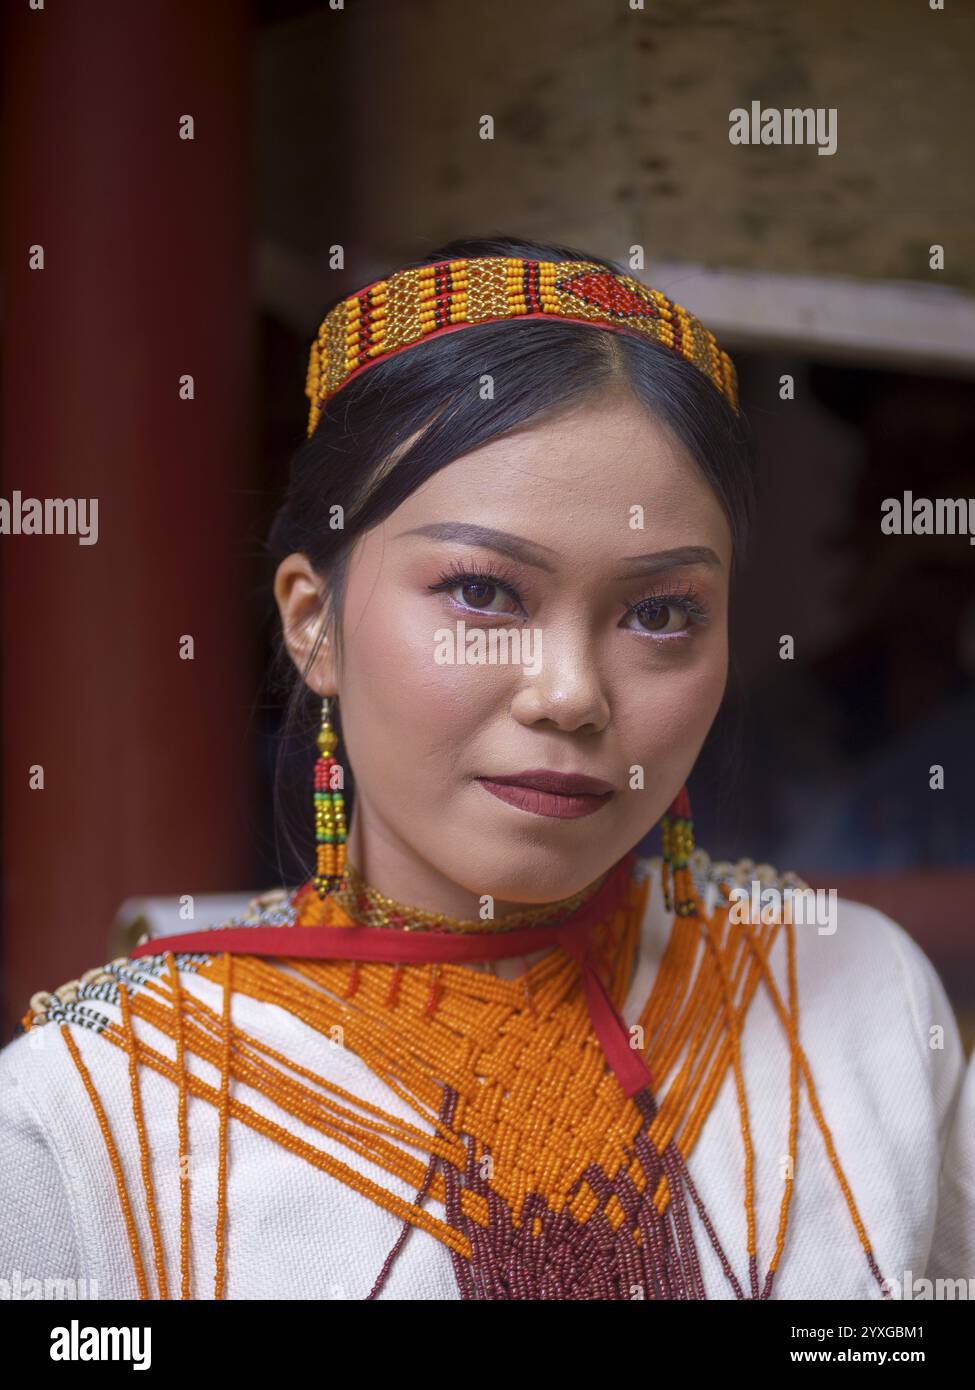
[{"x1": 1, "y1": 1, "x2": 256, "y2": 1032}]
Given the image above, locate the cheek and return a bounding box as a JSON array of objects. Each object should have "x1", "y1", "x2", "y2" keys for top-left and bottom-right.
[
  {"x1": 338, "y1": 591, "x2": 505, "y2": 764},
  {"x1": 621, "y1": 632, "x2": 728, "y2": 756}
]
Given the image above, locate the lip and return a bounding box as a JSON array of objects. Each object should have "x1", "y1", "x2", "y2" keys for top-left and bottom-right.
[
  {"x1": 481, "y1": 769, "x2": 616, "y2": 796},
  {"x1": 475, "y1": 768, "x2": 616, "y2": 820}
]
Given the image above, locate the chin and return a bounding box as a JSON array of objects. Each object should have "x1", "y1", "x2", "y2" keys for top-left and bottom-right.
[{"x1": 457, "y1": 844, "x2": 610, "y2": 906}]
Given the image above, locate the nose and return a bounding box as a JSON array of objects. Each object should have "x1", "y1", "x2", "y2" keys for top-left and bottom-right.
[{"x1": 509, "y1": 628, "x2": 611, "y2": 734}]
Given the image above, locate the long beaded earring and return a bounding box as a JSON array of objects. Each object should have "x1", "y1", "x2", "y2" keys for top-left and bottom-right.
[
  {"x1": 312, "y1": 695, "x2": 348, "y2": 900},
  {"x1": 660, "y1": 784, "x2": 697, "y2": 916}
]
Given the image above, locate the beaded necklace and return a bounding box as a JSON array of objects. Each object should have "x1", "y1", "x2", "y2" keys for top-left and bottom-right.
[
  {"x1": 329, "y1": 857, "x2": 609, "y2": 934},
  {"x1": 22, "y1": 847, "x2": 890, "y2": 1301}
]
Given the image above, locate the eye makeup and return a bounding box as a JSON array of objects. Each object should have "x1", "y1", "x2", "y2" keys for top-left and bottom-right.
[{"x1": 426, "y1": 558, "x2": 711, "y2": 640}]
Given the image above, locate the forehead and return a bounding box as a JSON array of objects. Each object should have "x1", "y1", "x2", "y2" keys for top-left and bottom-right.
[{"x1": 380, "y1": 393, "x2": 733, "y2": 561}]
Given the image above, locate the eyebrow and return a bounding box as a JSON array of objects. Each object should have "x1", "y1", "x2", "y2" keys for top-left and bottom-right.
[{"x1": 396, "y1": 523, "x2": 722, "y2": 579}]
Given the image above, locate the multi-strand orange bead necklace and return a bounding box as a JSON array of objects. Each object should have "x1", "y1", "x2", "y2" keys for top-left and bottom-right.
[{"x1": 20, "y1": 820, "x2": 890, "y2": 1300}]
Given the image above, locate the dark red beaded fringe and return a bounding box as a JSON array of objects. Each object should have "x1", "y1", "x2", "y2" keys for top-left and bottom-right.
[
  {"x1": 364, "y1": 1081, "x2": 892, "y2": 1300},
  {"x1": 366, "y1": 1082, "x2": 754, "y2": 1300},
  {"x1": 449, "y1": 1085, "x2": 754, "y2": 1301}
]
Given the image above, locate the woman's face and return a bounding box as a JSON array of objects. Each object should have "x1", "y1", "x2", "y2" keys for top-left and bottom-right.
[{"x1": 276, "y1": 389, "x2": 733, "y2": 911}]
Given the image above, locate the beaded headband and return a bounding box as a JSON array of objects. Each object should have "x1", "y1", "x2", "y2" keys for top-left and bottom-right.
[{"x1": 304, "y1": 255, "x2": 738, "y2": 436}]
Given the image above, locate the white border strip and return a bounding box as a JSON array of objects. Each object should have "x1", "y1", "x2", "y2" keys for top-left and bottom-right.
[{"x1": 646, "y1": 262, "x2": 975, "y2": 375}]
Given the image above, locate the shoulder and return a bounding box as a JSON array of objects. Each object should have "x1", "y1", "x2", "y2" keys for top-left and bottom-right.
[
  {"x1": 665, "y1": 844, "x2": 955, "y2": 1006},
  {"x1": 0, "y1": 884, "x2": 300, "y2": 1216},
  {"x1": 0, "y1": 949, "x2": 200, "y2": 1146},
  {"x1": 7, "y1": 950, "x2": 211, "y2": 1049},
  {"x1": 9, "y1": 882, "x2": 302, "y2": 1044},
  {"x1": 635, "y1": 844, "x2": 963, "y2": 1086},
  {"x1": 0, "y1": 886, "x2": 293, "y2": 1107}
]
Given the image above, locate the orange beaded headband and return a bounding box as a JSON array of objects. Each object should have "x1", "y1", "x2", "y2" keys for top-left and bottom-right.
[{"x1": 304, "y1": 255, "x2": 739, "y2": 436}]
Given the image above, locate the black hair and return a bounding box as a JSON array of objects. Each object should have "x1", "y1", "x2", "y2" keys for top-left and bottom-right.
[{"x1": 265, "y1": 234, "x2": 757, "y2": 881}]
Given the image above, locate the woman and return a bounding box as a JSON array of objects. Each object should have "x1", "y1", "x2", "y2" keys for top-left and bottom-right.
[{"x1": 2, "y1": 236, "x2": 972, "y2": 1301}]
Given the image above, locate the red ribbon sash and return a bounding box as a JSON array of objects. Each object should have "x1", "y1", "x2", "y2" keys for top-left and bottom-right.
[{"x1": 129, "y1": 849, "x2": 652, "y2": 1096}]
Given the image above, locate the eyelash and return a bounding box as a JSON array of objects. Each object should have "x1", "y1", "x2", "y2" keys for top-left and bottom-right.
[{"x1": 427, "y1": 560, "x2": 710, "y2": 641}]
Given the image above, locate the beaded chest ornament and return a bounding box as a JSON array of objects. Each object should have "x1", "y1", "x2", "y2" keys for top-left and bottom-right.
[{"x1": 22, "y1": 800, "x2": 891, "y2": 1302}]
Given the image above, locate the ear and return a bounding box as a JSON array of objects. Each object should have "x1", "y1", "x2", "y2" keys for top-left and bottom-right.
[{"x1": 273, "y1": 552, "x2": 338, "y2": 695}]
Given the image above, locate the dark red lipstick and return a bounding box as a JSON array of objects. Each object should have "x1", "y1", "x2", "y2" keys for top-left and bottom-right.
[{"x1": 475, "y1": 769, "x2": 616, "y2": 820}]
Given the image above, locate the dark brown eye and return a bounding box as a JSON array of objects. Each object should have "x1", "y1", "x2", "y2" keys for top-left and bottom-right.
[
  {"x1": 430, "y1": 567, "x2": 526, "y2": 617},
  {"x1": 627, "y1": 602, "x2": 689, "y2": 635},
  {"x1": 445, "y1": 578, "x2": 520, "y2": 615},
  {"x1": 460, "y1": 581, "x2": 497, "y2": 609}
]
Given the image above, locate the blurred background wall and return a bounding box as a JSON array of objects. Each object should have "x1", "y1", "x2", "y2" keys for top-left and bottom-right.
[{"x1": 3, "y1": 0, "x2": 974, "y2": 1044}]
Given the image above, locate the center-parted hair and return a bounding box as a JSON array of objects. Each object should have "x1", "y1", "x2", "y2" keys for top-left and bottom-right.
[{"x1": 265, "y1": 233, "x2": 757, "y2": 878}]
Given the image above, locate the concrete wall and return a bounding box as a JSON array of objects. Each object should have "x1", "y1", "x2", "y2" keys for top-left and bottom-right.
[{"x1": 260, "y1": 0, "x2": 974, "y2": 293}]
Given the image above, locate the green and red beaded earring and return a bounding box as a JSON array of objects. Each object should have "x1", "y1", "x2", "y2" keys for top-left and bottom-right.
[
  {"x1": 312, "y1": 695, "x2": 347, "y2": 899},
  {"x1": 660, "y1": 785, "x2": 698, "y2": 917}
]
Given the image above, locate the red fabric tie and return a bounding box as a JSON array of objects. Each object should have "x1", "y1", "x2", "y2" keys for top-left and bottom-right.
[{"x1": 129, "y1": 849, "x2": 653, "y2": 1097}]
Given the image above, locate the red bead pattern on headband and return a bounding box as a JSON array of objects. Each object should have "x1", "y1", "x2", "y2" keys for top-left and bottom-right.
[{"x1": 304, "y1": 257, "x2": 739, "y2": 436}]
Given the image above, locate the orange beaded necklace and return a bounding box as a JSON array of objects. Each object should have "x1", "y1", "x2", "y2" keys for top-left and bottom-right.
[{"x1": 23, "y1": 822, "x2": 891, "y2": 1301}]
